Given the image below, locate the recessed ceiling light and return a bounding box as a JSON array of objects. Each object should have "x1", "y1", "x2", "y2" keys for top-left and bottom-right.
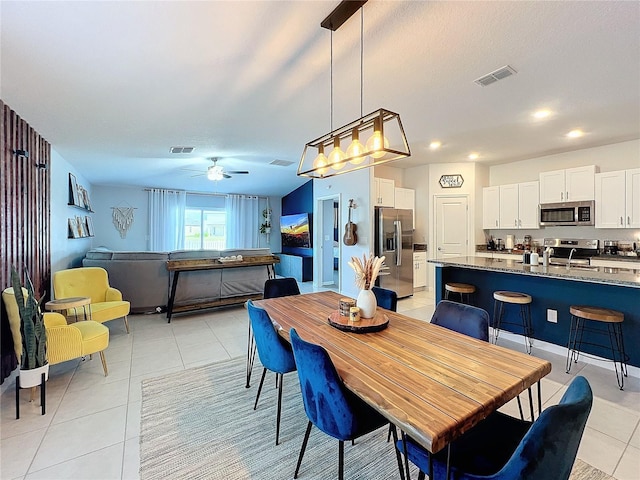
[
  {"x1": 566, "y1": 129, "x2": 584, "y2": 138},
  {"x1": 429, "y1": 141, "x2": 442, "y2": 150},
  {"x1": 468, "y1": 153, "x2": 479, "y2": 160},
  {"x1": 533, "y1": 109, "x2": 552, "y2": 119}
]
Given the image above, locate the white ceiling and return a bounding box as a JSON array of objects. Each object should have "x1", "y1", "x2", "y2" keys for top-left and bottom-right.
[{"x1": 2, "y1": 1, "x2": 639, "y2": 197}]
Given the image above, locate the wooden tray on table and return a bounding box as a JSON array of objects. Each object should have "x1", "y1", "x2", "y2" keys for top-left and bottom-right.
[{"x1": 327, "y1": 310, "x2": 389, "y2": 333}]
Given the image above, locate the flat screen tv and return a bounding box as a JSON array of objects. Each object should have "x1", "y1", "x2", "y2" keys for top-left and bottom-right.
[{"x1": 280, "y1": 213, "x2": 311, "y2": 248}]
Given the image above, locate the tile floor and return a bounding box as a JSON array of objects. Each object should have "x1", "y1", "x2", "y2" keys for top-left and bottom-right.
[{"x1": 1, "y1": 285, "x2": 639, "y2": 479}]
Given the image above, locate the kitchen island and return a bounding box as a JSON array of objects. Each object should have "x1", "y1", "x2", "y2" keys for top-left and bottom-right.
[{"x1": 431, "y1": 257, "x2": 640, "y2": 367}]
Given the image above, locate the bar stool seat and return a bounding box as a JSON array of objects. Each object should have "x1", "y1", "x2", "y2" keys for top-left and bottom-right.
[
  {"x1": 445, "y1": 283, "x2": 476, "y2": 304},
  {"x1": 492, "y1": 291, "x2": 533, "y2": 354},
  {"x1": 566, "y1": 305, "x2": 628, "y2": 389}
]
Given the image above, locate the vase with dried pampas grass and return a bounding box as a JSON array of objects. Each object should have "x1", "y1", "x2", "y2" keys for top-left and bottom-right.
[{"x1": 348, "y1": 254, "x2": 386, "y2": 318}]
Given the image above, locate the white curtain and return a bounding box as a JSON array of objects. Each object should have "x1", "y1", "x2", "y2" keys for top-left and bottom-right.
[
  {"x1": 148, "y1": 188, "x2": 186, "y2": 251},
  {"x1": 225, "y1": 194, "x2": 260, "y2": 249}
]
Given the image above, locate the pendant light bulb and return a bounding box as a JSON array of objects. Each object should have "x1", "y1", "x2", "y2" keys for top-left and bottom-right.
[
  {"x1": 346, "y1": 128, "x2": 366, "y2": 165},
  {"x1": 365, "y1": 117, "x2": 389, "y2": 159},
  {"x1": 328, "y1": 137, "x2": 346, "y2": 170},
  {"x1": 313, "y1": 144, "x2": 329, "y2": 176}
]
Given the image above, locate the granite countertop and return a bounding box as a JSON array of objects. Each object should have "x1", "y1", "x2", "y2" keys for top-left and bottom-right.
[
  {"x1": 430, "y1": 256, "x2": 640, "y2": 289},
  {"x1": 475, "y1": 248, "x2": 640, "y2": 263}
]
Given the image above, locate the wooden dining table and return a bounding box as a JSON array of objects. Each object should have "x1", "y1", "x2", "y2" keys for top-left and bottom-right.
[{"x1": 254, "y1": 290, "x2": 552, "y2": 462}]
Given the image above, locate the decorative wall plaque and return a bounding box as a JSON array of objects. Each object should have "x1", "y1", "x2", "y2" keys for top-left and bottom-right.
[{"x1": 439, "y1": 174, "x2": 464, "y2": 188}]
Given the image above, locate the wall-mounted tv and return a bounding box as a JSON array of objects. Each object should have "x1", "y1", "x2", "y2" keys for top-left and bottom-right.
[{"x1": 280, "y1": 213, "x2": 311, "y2": 248}]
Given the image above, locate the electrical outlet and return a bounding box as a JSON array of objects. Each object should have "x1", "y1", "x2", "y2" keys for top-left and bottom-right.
[{"x1": 547, "y1": 309, "x2": 557, "y2": 323}]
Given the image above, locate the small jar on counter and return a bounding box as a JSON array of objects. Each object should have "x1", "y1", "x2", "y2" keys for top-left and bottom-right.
[{"x1": 523, "y1": 251, "x2": 531, "y2": 264}]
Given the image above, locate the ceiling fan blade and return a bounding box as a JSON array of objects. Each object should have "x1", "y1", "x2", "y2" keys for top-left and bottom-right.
[
  {"x1": 226, "y1": 170, "x2": 249, "y2": 174},
  {"x1": 223, "y1": 173, "x2": 232, "y2": 179},
  {"x1": 190, "y1": 173, "x2": 206, "y2": 177}
]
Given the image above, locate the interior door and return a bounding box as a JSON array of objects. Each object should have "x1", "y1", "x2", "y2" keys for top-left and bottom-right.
[
  {"x1": 317, "y1": 195, "x2": 340, "y2": 289},
  {"x1": 435, "y1": 196, "x2": 469, "y2": 259}
]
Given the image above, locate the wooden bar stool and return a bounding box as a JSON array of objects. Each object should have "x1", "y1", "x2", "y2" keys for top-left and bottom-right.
[
  {"x1": 492, "y1": 291, "x2": 533, "y2": 354},
  {"x1": 566, "y1": 305, "x2": 628, "y2": 390},
  {"x1": 444, "y1": 283, "x2": 476, "y2": 304}
]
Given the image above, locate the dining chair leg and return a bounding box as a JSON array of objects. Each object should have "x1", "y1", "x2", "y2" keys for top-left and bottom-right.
[
  {"x1": 338, "y1": 440, "x2": 344, "y2": 480},
  {"x1": 253, "y1": 368, "x2": 267, "y2": 411},
  {"x1": 276, "y1": 373, "x2": 283, "y2": 445},
  {"x1": 294, "y1": 421, "x2": 313, "y2": 479},
  {"x1": 99, "y1": 350, "x2": 109, "y2": 376},
  {"x1": 390, "y1": 425, "x2": 406, "y2": 480},
  {"x1": 402, "y1": 431, "x2": 411, "y2": 480},
  {"x1": 417, "y1": 472, "x2": 425, "y2": 480},
  {"x1": 123, "y1": 315, "x2": 130, "y2": 334}
]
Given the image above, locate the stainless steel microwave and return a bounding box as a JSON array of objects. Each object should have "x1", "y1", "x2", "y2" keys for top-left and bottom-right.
[{"x1": 539, "y1": 201, "x2": 595, "y2": 226}]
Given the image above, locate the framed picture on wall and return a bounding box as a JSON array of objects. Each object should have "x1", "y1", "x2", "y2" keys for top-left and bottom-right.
[
  {"x1": 69, "y1": 173, "x2": 80, "y2": 206},
  {"x1": 85, "y1": 216, "x2": 94, "y2": 236}
]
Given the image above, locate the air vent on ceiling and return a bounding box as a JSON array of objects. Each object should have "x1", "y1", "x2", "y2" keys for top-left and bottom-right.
[
  {"x1": 474, "y1": 65, "x2": 517, "y2": 87},
  {"x1": 270, "y1": 159, "x2": 294, "y2": 167},
  {"x1": 170, "y1": 146, "x2": 194, "y2": 154}
]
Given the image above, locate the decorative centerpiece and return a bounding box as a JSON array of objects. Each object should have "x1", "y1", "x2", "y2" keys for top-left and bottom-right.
[{"x1": 348, "y1": 254, "x2": 386, "y2": 318}]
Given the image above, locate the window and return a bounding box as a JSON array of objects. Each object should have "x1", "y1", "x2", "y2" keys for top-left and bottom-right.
[{"x1": 184, "y1": 208, "x2": 226, "y2": 250}]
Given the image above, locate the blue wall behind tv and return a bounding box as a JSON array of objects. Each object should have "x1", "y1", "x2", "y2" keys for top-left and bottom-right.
[{"x1": 281, "y1": 180, "x2": 313, "y2": 257}]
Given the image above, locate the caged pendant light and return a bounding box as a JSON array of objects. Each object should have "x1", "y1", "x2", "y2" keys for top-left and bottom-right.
[{"x1": 297, "y1": 1, "x2": 410, "y2": 179}]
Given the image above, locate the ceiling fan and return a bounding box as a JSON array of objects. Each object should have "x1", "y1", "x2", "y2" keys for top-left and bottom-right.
[{"x1": 185, "y1": 158, "x2": 249, "y2": 181}]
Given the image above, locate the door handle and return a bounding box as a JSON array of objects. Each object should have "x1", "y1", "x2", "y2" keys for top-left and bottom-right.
[
  {"x1": 621, "y1": 216, "x2": 624, "y2": 226},
  {"x1": 495, "y1": 220, "x2": 498, "y2": 227},
  {"x1": 628, "y1": 216, "x2": 631, "y2": 225},
  {"x1": 514, "y1": 219, "x2": 517, "y2": 227},
  {"x1": 561, "y1": 191, "x2": 564, "y2": 201}
]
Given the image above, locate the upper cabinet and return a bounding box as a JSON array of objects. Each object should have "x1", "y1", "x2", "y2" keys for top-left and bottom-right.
[
  {"x1": 595, "y1": 168, "x2": 640, "y2": 228},
  {"x1": 482, "y1": 186, "x2": 500, "y2": 229},
  {"x1": 498, "y1": 182, "x2": 539, "y2": 229},
  {"x1": 374, "y1": 177, "x2": 395, "y2": 207},
  {"x1": 539, "y1": 165, "x2": 597, "y2": 203},
  {"x1": 484, "y1": 182, "x2": 538, "y2": 229}
]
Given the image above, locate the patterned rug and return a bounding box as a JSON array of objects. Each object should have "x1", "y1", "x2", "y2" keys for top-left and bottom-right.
[{"x1": 140, "y1": 357, "x2": 613, "y2": 479}]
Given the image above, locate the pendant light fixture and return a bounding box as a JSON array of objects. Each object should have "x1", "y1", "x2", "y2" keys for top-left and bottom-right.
[{"x1": 298, "y1": 1, "x2": 410, "y2": 179}]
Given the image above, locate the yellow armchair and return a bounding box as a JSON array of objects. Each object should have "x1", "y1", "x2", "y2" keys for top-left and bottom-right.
[
  {"x1": 53, "y1": 267, "x2": 130, "y2": 333},
  {"x1": 2, "y1": 288, "x2": 110, "y2": 376}
]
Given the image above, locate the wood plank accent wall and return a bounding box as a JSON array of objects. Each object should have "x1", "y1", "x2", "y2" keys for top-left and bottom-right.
[{"x1": 0, "y1": 100, "x2": 51, "y2": 299}]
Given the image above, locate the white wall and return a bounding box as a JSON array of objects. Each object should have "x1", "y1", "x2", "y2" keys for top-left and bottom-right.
[
  {"x1": 91, "y1": 185, "x2": 148, "y2": 250},
  {"x1": 50, "y1": 149, "x2": 93, "y2": 275},
  {"x1": 313, "y1": 168, "x2": 372, "y2": 299}
]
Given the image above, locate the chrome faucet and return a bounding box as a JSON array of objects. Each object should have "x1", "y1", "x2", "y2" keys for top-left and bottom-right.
[{"x1": 568, "y1": 248, "x2": 577, "y2": 267}]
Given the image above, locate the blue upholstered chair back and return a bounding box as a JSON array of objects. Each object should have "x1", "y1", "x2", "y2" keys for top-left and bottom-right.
[
  {"x1": 372, "y1": 286, "x2": 398, "y2": 312},
  {"x1": 430, "y1": 300, "x2": 490, "y2": 342},
  {"x1": 247, "y1": 301, "x2": 296, "y2": 374},
  {"x1": 290, "y1": 328, "x2": 359, "y2": 440},
  {"x1": 489, "y1": 375, "x2": 593, "y2": 480},
  {"x1": 264, "y1": 278, "x2": 300, "y2": 299}
]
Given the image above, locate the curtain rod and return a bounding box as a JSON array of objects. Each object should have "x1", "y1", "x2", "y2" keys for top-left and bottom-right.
[{"x1": 143, "y1": 188, "x2": 270, "y2": 200}]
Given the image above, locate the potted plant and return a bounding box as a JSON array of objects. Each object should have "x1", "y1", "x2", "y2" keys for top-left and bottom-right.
[
  {"x1": 260, "y1": 208, "x2": 272, "y2": 234},
  {"x1": 11, "y1": 267, "x2": 48, "y2": 388}
]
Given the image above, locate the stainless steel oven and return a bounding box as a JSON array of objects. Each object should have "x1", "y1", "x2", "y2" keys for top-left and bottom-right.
[{"x1": 539, "y1": 201, "x2": 595, "y2": 226}]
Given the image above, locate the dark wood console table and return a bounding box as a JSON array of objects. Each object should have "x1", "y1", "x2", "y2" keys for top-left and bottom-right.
[{"x1": 165, "y1": 255, "x2": 279, "y2": 322}]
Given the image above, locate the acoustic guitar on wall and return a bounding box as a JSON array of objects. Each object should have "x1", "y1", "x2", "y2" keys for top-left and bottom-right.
[{"x1": 343, "y1": 199, "x2": 357, "y2": 246}]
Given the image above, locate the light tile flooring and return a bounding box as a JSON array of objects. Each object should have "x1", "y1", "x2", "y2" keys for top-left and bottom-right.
[{"x1": 1, "y1": 286, "x2": 639, "y2": 479}]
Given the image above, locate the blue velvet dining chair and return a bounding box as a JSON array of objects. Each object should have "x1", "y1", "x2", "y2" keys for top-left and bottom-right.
[
  {"x1": 430, "y1": 300, "x2": 489, "y2": 342},
  {"x1": 372, "y1": 286, "x2": 398, "y2": 312},
  {"x1": 289, "y1": 328, "x2": 404, "y2": 480},
  {"x1": 247, "y1": 300, "x2": 297, "y2": 445},
  {"x1": 396, "y1": 375, "x2": 593, "y2": 480},
  {"x1": 263, "y1": 277, "x2": 301, "y2": 299}
]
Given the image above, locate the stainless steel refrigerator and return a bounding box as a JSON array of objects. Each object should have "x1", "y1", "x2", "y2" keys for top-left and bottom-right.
[{"x1": 374, "y1": 207, "x2": 414, "y2": 298}]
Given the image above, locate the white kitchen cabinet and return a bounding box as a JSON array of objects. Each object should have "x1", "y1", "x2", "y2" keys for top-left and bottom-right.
[
  {"x1": 374, "y1": 177, "x2": 395, "y2": 207},
  {"x1": 395, "y1": 187, "x2": 415, "y2": 225},
  {"x1": 495, "y1": 181, "x2": 539, "y2": 229},
  {"x1": 539, "y1": 165, "x2": 596, "y2": 203},
  {"x1": 595, "y1": 168, "x2": 640, "y2": 229},
  {"x1": 482, "y1": 186, "x2": 500, "y2": 229},
  {"x1": 518, "y1": 181, "x2": 540, "y2": 228},
  {"x1": 413, "y1": 251, "x2": 427, "y2": 288},
  {"x1": 499, "y1": 184, "x2": 519, "y2": 228}
]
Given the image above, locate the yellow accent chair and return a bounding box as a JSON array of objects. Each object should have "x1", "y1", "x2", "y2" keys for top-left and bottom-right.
[
  {"x1": 53, "y1": 267, "x2": 130, "y2": 333},
  {"x1": 3, "y1": 288, "x2": 110, "y2": 376}
]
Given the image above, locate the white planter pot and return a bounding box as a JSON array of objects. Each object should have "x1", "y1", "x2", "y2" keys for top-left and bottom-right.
[
  {"x1": 19, "y1": 364, "x2": 49, "y2": 388},
  {"x1": 356, "y1": 289, "x2": 377, "y2": 319}
]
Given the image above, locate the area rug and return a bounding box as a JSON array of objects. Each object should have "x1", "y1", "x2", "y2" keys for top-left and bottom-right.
[{"x1": 140, "y1": 357, "x2": 613, "y2": 479}]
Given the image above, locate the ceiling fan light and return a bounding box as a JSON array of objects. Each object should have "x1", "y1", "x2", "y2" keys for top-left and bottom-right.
[{"x1": 207, "y1": 165, "x2": 224, "y2": 181}]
